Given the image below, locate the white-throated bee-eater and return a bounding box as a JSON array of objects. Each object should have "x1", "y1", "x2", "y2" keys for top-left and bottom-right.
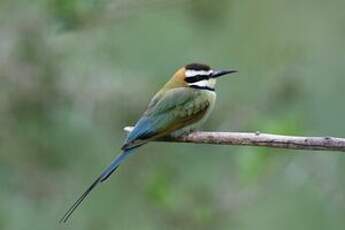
[{"x1": 60, "y1": 63, "x2": 237, "y2": 222}]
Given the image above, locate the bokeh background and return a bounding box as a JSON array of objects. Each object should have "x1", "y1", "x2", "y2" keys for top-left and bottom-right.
[{"x1": 1, "y1": 0, "x2": 345, "y2": 229}]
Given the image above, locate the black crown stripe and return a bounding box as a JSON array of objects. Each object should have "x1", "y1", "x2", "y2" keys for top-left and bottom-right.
[{"x1": 185, "y1": 63, "x2": 211, "y2": 71}]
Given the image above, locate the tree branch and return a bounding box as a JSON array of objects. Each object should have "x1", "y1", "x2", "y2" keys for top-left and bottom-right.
[{"x1": 124, "y1": 127, "x2": 345, "y2": 152}]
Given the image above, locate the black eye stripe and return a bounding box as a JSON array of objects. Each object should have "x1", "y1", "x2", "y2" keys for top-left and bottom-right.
[{"x1": 185, "y1": 75, "x2": 209, "y2": 83}]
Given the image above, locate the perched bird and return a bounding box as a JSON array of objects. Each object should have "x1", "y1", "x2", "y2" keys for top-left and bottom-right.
[{"x1": 60, "y1": 63, "x2": 237, "y2": 222}]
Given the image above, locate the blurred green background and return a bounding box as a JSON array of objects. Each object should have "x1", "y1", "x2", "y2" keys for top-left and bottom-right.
[{"x1": 1, "y1": 0, "x2": 345, "y2": 229}]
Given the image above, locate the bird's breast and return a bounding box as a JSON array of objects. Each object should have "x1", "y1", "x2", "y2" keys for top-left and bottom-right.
[
  {"x1": 173, "y1": 90, "x2": 215, "y2": 117},
  {"x1": 171, "y1": 90, "x2": 216, "y2": 137}
]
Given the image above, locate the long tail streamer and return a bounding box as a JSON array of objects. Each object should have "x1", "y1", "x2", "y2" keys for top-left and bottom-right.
[{"x1": 59, "y1": 150, "x2": 132, "y2": 223}]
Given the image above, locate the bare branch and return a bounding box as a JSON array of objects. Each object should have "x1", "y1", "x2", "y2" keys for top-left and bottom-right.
[{"x1": 124, "y1": 126, "x2": 345, "y2": 152}]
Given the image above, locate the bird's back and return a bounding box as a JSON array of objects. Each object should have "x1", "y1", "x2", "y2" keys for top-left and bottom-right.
[{"x1": 123, "y1": 87, "x2": 216, "y2": 149}]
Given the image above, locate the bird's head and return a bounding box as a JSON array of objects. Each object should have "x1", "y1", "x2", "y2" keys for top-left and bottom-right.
[{"x1": 165, "y1": 63, "x2": 237, "y2": 91}]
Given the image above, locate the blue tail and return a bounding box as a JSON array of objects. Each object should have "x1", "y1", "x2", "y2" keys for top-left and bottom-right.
[{"x1": 60, "y1": 149, "x2": 133, "y2": 223}]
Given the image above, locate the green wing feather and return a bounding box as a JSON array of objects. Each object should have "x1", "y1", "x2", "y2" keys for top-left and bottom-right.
[{"x1": 123, "y1": 87, "x2": 209, "y2": 150}]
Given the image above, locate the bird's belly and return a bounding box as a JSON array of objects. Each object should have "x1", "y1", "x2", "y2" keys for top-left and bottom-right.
[{"x1": 171, "y1": 90, "x2": 216, "y2": 137}]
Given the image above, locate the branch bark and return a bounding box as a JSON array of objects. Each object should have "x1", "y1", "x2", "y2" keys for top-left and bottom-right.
[{"x1": 124, "y1": 127, "x2": 345, "y2": 152}]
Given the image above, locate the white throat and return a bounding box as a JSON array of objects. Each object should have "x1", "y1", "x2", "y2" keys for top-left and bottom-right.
[{"x1": 189, "y1": 78, "x2": 216, "y2": 90}]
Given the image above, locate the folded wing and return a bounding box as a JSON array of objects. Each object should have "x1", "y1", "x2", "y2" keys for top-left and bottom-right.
[{"x1": 122, "y1": 87, "x2": 209, "y2": 150}]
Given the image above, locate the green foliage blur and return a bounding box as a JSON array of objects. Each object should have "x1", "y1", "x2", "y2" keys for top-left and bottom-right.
[{"x1": 1, "y1": 0, "x2": 345, "y2": 229}]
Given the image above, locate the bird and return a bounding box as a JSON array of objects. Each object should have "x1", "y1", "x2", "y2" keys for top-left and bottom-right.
[{"x1": 60, "y1": 63, "x2": 237, "y2": 223}]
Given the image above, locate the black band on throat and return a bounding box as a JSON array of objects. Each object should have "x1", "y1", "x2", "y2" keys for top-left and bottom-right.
[{"x1": 189, "y1": 85, "x2": 215, "y2": 91}]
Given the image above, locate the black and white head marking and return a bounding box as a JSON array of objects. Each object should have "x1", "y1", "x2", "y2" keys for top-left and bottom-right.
[{"x1": 185, "y1": 63, "x2": 216, "y2": 91}]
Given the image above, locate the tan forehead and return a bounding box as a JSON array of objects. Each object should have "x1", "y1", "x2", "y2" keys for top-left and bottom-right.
[{"x1": 172, "y1": 67, "x2": 187, "y2": 83}]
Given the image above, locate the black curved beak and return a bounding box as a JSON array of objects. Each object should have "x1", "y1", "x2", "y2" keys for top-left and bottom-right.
[{"x1": 211, "y1": 69, "x2": 238, "y2": 78}]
